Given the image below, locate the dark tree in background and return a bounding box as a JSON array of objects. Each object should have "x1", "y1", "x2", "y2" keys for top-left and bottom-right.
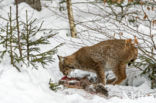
[{"x1": 15, "y1": 0, "x2": 42, "y2": 11}]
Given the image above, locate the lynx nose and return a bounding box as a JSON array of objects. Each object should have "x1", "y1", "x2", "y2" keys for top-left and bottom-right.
[
  {"x1": 63, "y1": 68, "x2": 72, "y2": 76},
  {"x1": 62, "y1": 70, "x2": 69, "y2": 76},
  {"x1": 63, "y1": 71, "x2": 68, "y2": 76}
]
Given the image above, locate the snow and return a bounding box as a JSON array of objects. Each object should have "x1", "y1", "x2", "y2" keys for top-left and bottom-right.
[{"x1": 0, "y1": 0, "x2": 156, "y2": 103}]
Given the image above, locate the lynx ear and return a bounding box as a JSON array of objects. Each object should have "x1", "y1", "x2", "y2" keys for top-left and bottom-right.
[
  {"x1": 57, "y1": 55, "x2": 64, "y2": 62},
  {"x1": 134, "y1": 36, "x2": 138, "y2": 45},
  {"x1": 131, "y1": 36, "x2": 138, "y2": 47},
  {"x1": 125, "y1": 39, "x2": 132, "y2": 44}
]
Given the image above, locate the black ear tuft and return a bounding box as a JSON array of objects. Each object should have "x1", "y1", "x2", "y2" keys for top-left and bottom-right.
[{"x1": 57, "y1": 55, "x2": 64, "y2": 62}]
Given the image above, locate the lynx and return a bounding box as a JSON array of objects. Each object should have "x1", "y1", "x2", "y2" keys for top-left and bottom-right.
[{"x1": 58, "y1": 38, "x2": 138, "y2": 85}]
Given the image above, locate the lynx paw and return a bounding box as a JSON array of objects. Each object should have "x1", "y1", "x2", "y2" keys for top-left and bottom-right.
[
  {"x1": 106, "y1": 78, "x2": 116, "y2": 84},
  {"x1": 95, "y1": 84, "x2": 108, "y2": 97}
]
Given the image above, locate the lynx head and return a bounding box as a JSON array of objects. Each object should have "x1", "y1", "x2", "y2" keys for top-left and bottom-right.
[
  {"x1": 126, "y1": 37, "x2": 138, "y2": 65},
  {"x1": 57, "y1": 55, "x2": 75, "y2": 76}
]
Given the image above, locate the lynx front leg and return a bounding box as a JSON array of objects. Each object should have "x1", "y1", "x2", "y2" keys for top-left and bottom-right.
[
  {"x1": 112, "y1": 64, "x2": 126, "y2": 85},
  {"x1": 96, "y1": 64, "x2": 106, "y2": 85}
]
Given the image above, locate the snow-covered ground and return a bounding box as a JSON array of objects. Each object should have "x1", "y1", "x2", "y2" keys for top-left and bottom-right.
[
  {"x1": 0, "y1": 0, "x2": 156, "y2": 103},
  {"x1": 0, "y1": 35, "x2": 156, "y2": 103}
]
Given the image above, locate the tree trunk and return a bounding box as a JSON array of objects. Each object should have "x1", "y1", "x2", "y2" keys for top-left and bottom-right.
[
  {"x1": 15, "y1": 0, "x2": 22, "y2": 58},
  {"x1": 9, "y1": 7, "x2": 13, "y2": 65},
  {"x1": 25, "y1": 10, "x2": 30, "y2": 62},
  {"x1": 66, "y1": 0, "x2": 77, "y2": 38}
]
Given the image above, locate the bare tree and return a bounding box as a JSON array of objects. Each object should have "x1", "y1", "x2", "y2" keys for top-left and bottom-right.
[{"x1": 66, "y1": 0, "x2": 77, "y2": 38}]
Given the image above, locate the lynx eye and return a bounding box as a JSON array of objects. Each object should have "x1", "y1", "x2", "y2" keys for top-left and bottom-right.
[
  {"x1": 63, "y1": 65, "x2": 74, "y2": 69},
  {"x1": 67, "y1": 66, "x2": 74, "y2": 69}
]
